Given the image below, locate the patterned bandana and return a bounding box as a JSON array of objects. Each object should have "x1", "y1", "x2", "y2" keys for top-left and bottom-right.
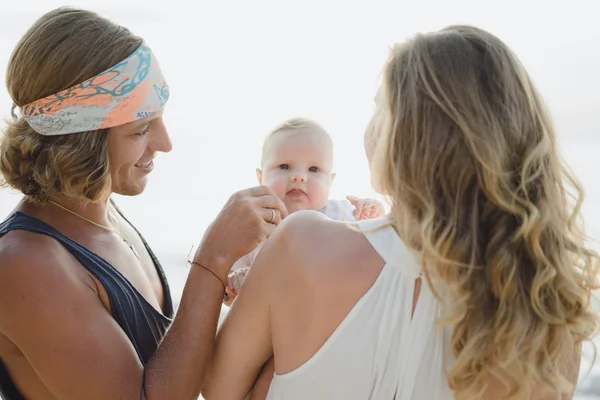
[{"x1": 17, "y1": 43, "x2": 169, "y2": 135}]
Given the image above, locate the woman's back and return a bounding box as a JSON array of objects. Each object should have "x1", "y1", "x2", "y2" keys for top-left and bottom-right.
[
  {"x1": 266, "y1": 217, "x2": 454, "y2": 399},
  {"x1": 206, "y1": 213, "x2": 583, "y2": 399}
]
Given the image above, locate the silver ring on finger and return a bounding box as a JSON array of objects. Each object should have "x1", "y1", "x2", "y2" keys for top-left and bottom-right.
[{"x1": 267, "y1": 208, "x2": 275, "y2": 223}]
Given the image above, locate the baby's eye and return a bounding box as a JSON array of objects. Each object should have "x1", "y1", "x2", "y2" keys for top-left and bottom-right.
[
  {"x1": 309, "y1": 166, "x2": 320, "y2": 173},
  {"x1": 279, "y1": 164, "x2": 290, "y2": 170}
]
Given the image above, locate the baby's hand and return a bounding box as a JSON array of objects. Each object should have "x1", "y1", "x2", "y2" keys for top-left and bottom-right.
[
  {"x1": 223, "y1": 267, "x2": 250, "y2": 306},
  {"x1": 346, "y1": 195, "x2": 385, "y2": 221}
]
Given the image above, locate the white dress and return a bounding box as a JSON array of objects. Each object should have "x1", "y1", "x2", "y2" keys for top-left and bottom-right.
[{"x1": 266, "y1": 217, "x2": 454, "y2": 399}]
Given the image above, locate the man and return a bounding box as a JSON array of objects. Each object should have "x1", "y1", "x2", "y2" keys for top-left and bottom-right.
[{"x1": 0, "y1": 7, "x2": 286, "y2": 399}]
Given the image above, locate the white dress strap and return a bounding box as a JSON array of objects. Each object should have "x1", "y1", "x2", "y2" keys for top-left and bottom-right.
[{"x1": 356, "y1": 217, "x2": 422, "y2": 279}]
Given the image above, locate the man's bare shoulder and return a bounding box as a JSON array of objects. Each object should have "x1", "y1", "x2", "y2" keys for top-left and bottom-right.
[
  {"x1": 0, "y1": 229, "x2": 90, "y2": 310},
  {"x1": 0, "y1": 228, "x2": 75, "y2": 271}
]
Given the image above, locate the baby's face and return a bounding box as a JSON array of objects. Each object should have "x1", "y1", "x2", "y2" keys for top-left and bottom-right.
[{"x1": 258, "y1": 128, "x2": 335, "y2": 215}]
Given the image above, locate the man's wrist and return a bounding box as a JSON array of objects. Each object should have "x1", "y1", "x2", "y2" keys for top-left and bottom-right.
[{"x1": 192, "y1": 248, "x2": 232, "y2": 283}]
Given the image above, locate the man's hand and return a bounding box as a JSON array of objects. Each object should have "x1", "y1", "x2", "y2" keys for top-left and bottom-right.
[
  {"x1": 146, "y1": 186, "x2": 286, "y2": 399},
  {"x1": 193, "y1": 186, "x2": 288, "y2": 281},
  {"x1": 346, "y1": 195, "x2": 385, "y2": 220}
]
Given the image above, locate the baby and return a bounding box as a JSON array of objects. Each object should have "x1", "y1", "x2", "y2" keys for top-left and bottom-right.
[{"x1": 225, "y1": 118, "x2": 384, "y2": 304}]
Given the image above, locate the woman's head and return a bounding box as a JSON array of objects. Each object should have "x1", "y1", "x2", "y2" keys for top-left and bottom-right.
[
  {"x1": 0, "y1": 7, "x2": 171, "y2": 203},
  {"x1": 368, "y1": 25, "x2": 599, "y2": 398}
]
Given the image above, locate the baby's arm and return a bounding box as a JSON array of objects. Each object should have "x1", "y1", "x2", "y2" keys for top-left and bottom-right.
[
  {"x1": 224, "y1": 243, "x2": 264, "y2": 306},
  {"x1": 346, "y1": 195, "x2": 386, "y2": 220},
  {"x1": 224, "y1": 267, "x2": 250, "y2": 306},
  {"x1": 224, "y1": 256, "x2": 252, "y2": 306}
]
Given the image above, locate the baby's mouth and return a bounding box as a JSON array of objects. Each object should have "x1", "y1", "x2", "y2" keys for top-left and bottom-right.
[{"x1": 287, "y1": 188, "x2": 307, "y2": 196}]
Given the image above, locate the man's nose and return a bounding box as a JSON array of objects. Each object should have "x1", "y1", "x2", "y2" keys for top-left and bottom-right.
[{"x1": 148, "y1": 118, "x2": 173, "y2": 153}]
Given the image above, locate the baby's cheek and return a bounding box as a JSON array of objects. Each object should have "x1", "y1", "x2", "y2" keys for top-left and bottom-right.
[
  {"x1": 311, "y1": 182, "x2": 331, "y2": 208},
  {"x1": 264, "y1": 178, "x2": 288, "y2": 199}
]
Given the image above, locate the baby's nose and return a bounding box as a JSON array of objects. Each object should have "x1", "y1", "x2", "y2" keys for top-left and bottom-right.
[{"x1": 291, "y1": 174, "x2": 307, "y2": 183}]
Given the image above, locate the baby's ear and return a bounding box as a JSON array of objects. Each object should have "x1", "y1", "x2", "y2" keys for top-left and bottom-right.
[{"x1": 256, "y1": 168, "x2": 263, "y2": 184}]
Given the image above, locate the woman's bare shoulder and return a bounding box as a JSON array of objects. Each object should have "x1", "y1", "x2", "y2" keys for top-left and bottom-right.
[
  {"x1": 276, "y1": 210, "x2": 371, "y2": 262},
  {"x1": 256, "y1": 210, "x2": 384, "y2": 296}
]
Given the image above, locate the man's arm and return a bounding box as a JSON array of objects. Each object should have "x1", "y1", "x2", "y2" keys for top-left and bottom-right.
[
  {"x1": 201, "y1": 230, "x2": 286, "y2": 398},
  {"x1": 135, "y1": 186, "x2": 287, "y2": 399},
  {"x1": 143, "y1": 260, "x2": 230, "y2": 399},
  {"x1": 0, "y1": 234, "x2": 148, "y2": 399},
  {"x1": 0, "y1": 231, "x2": 234, "y2": 400},
  {"x1": 0, "y1": 186, "x2": 287, "y2": 400}
]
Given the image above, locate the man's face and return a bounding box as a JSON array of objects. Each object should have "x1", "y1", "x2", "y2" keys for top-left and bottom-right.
[{"x1": 107, "y1": 111, "x2": 172, "y2": 196}]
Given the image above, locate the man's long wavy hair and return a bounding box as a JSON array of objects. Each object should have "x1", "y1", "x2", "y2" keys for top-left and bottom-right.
[
  {"x1": 371, "y1": 25, "x2": 599, "y2": 399},
  {"x1": 0, "y1": 7, "x2": 143, "y2": 203}
]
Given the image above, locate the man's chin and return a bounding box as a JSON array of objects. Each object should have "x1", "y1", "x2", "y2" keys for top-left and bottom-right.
[{"x1": 112, "y1": 179, "x2": 148, "y2": 197}]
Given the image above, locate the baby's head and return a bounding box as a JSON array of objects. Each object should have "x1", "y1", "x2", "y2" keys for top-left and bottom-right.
[{"x1": 257, "y1": 118, "x2": 335, "y2": 214}]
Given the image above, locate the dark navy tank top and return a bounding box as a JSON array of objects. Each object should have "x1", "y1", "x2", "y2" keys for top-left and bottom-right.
[{"x1": 0, "y1": 205, "x2": 174, "y2": 400}]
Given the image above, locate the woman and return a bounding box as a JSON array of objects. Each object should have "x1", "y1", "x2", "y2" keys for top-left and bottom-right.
[
  {"x1": 0, "y1": 7, "x2": 285, "y2": 399},
  {"x1": 203, "y1": 25, "x2": 599, "y2": 399}
]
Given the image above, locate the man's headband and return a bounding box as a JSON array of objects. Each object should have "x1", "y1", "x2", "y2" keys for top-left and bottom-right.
[{"x1": 15, "y1": 43, "x2": 169, "y2": 136}]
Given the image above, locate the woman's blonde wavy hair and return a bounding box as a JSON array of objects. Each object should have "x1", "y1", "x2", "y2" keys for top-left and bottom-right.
[
  {"x1": 370, "y1": 25, "x2": 600, "y2": 399},
  {"x1": 0, "y1": 7, "x2": 143, "y2": 203}
]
